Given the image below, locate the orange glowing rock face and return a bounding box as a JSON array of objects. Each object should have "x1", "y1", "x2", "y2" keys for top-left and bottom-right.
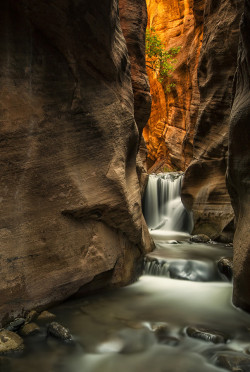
[{"x1": 144, "y1": 0, "x2": 205, "y2": 172}]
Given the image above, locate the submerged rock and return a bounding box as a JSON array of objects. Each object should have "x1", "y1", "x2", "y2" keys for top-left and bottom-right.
[
  {"x1": 6, "y1": 318, "x2": 25, "y2": 332},
  {"x1": 20, "y1": 323, "x2": 40, "y2": 337},
  {"x1": 190, "y1": 235, "x2": 210, "y2": 243},
  {"x1": 186, "y1": 326, "x2": 228, "y2": 344},
  {"x1": 0, "y1": 330, "x2": 24, "y2": 354},
  {"x1": 47, "y1": 322, "x2": 73, "y2": 342},
  {"x1": 150, "y1": 322, "x2": 169, "y2": 343},
  {"x1": 119, "y1": 328, "x2": 156, "y2": 354},
  {"x1": 217, "y1": 257, "x2": 233, "y2": 281},
  {"x1": 214, "y1": 351, "x2": 250, "y2": 372}
]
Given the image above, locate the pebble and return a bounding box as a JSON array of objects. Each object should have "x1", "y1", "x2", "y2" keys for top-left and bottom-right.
[{"x1": 47, "y1": 322, "x2": 73, "y2": 342}]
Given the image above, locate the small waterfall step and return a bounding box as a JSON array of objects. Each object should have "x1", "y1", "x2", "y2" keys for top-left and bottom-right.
[{"x1": 143, "y1": 172, "x2": 193, "y2": 240}]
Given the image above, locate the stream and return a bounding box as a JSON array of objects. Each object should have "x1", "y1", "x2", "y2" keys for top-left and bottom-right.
[{"x1": 6, "y1": 173, "x2": 250, "y2": 372}]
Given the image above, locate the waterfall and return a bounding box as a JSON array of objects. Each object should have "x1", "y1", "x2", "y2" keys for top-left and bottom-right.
[{"x1": 143, "y1": 173, "x2": 193, "y2": 240}]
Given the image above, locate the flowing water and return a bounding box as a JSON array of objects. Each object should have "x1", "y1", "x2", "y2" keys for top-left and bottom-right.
[{"x1": 5, "y1": 173, "x2": 250, "y2": 372}]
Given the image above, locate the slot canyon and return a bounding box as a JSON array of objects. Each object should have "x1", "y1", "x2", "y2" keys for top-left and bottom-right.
[{"x1": 0, "y1": 0, "x2": 250, "y2": 371}]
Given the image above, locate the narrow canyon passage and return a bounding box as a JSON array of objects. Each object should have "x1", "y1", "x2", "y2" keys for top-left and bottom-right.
[
  {"x1": 5, "y1": 173, "x2": 250, "y2": 372},
  {"x1": 1, "y1": 0, "x2": 250, "y2": 371}
]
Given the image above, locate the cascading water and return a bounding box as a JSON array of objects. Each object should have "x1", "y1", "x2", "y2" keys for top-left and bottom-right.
[
  {"x1": 5, "y1": 173, "x2": 250, "y2": 372},
  {"x1": 143, "y1": 173, "x2": 193, "y2": 240}
]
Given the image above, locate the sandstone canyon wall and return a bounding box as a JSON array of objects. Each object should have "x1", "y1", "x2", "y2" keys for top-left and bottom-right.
[
  {"x1": 227, "y1": 0, "x2": 250, "y2": 311},
  {"x1": 0, "y1": 0, "x2": 152, "y2": 326},
  {"x1": 182, "y1": 0, "x2": 244, "y2": 241},
  {"x1": 143, "y1": 0, "x2": 205, "y2": 171}
]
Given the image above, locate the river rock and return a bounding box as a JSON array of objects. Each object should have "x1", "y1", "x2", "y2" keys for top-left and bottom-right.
[
  {"x1": 190, "y1": 235, "x2": 210, "y2": 243},
  {"x1": 6, "y1": 318, "x2": 25, "y2": 332},
  {"x1": 20, "y1": 323, "x2": 40, "y2": 337},
  {"x1": 214, "y1": 351, "x2": 250, "y2": 372},
  {"x1": 150, "y1": 322, "x2": 169, "y2": 342},
  {"x1": 186, "y1": 326, "x2": 228, "y2": 344},
  {"x1": 25, "y1": 310, "x2": 38, "y2": 324},
  {"x1": 0, "y1": 330, "x2": 24, "y2": 354},
  {"x1": 47, "y1": 322, "x2": 73, "y2": 342},
  {"x1": 37, "y1": 311, "x2": 56, "y2": 323},
  {"x1": 217, "y1": 257, "x2": 233, "y2": 281}
]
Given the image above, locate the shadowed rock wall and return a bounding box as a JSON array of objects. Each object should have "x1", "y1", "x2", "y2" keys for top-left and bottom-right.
[
  {"x1": 0, "y1": 0, "x2": 153, "y2": 326},
  {"x1": 227, "y1": 0, "x2": 250, "y2": 311},
  {"x1": 182, "y1": 0, "x2": 244, "y2": 241},
  {"x1": 143, "y1": 0, "x2": 205, "y2": 171}
]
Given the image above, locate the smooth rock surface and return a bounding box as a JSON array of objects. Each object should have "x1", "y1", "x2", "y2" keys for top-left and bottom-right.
[
  {"x1": 143, "y1": 0, "x2": 205, "y2": 171},
  {"x1": 0, "y1": 0, "x2": 153, "y2": 326},
  {"x1": 182, "y1": 0, "x2": 244, "y2": 239},
  {"x1": 227, "y1": 0, "x2": 250, "y2": 312}
]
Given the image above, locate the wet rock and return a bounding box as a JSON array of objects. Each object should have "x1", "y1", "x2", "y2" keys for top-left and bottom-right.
[
  {"x1": 25, "y1": 310, "x2": 38, "y2": 324},
  {"x1": 0, "y1": 330, "x2": 24, "y2": 354},
  {"x1": 217, "y1": 257, "x2": 233, "y2": 281},
  {"x1": 169, "y1": 260, "x2": 215, "y2": 282},
  {"x1": 150, "y1": 322, "x2": 169, "y2": 342},
  {"x1": 47, "y1": 322, "x2": 73, "y2": 342},
  {"x1": 214, "y1": 351, "x2": 250, "y2": 372},
  {"x1": 186, "y1": 326, "x2": 228, "y2": 344},
  {"x1": 190, "y1": 235, "x2": 210, "y2": 243},
  {"x1": 6, "y1": 318, "x2": 25, "y2": 332},
  {"x1": 20, "y1": 323, "x2": 40, "y2": 337},
  {"x1": 37, "y1": 311, "x2": 56, "y2": 323}
]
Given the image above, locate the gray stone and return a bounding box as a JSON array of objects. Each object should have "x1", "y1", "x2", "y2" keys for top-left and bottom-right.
[
  {"x1": 6, "y1": 318, "x2": 25, "y2": 332},
  {"x1": 0, "y1": 330, "x2": 24, "y2": 355},
  {"x1": 47, "y1": 322, "x2": 73, "y2": 342},
  {"x1": 186, "y1": 326, "x2": 228, "y2": 344},
  {"x1": 190, "y1": 234, "x2": 210, "y2": 243}
]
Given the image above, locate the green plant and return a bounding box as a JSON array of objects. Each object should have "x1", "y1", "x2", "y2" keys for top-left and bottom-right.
[{"x1": 145, "y1": 27, "x2": 181, "y2": 91}]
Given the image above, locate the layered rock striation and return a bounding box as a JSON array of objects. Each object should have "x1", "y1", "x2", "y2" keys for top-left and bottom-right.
[
  {"x1": 143, "y1": 0, "x2": 205, "y2": 171},
  {"x1": 227, "y1": 0, "x2": 250, "y2": 311},
  {"x1": 0, "y1": 0, "x2": 153, "y2": 326},
  {"x1": 182, "y1": 0, "x2": 244, "y2": 241}
]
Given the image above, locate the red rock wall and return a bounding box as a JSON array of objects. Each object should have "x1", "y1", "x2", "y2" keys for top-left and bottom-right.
[
  {"x1": 0, "y1": 0, "x2": 153, "y2": 326},
  {"x1": 143, "y1": 0, "x2": 205, "y2": 171},
  {"x1": 182, "y1": 0, "x2": 244, "y2": 241},
  {"x1": 227, "y1": 0, "x2": 250, "y2": 311}
]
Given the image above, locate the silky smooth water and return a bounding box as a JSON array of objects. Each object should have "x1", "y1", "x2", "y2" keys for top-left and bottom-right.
[
  {"x1": 143, "y1": 173, "x2": 193, "y2": 240},
  {"x1": 6, "y1": 173, "x2": 250, "y2": 372}
]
